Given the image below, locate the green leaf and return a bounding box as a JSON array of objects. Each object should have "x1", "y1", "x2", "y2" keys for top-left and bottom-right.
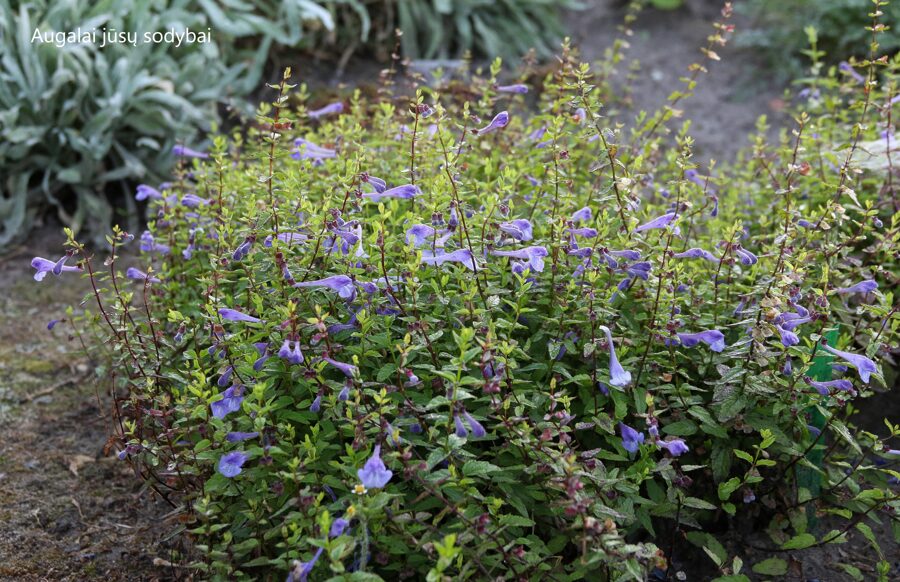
[
  {"x1": 752, "y1": 557, "x2": 788, "y2": 576},
  {"x1": 781, "y1": 533, "x2": 816, "y2": 550}
]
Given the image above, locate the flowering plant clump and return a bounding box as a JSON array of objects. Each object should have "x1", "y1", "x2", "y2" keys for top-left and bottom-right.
[{"x1": 38, "y1": 7, "x2": 899, "y2": 581}]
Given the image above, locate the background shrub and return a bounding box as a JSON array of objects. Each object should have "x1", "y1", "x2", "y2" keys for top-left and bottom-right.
[
  {"x1": 37, "y1": 7, "x2": 900, "y2": 582},
  {"x1": 737, "y1": 0, "x2": 900, "y2": 80},
  {"x1": 0, "y1": 0, "x2": 580, "y2": 247}
]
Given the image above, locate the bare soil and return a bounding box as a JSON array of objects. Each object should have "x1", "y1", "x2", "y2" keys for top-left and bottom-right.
[{"x1": 0, "y1": 228, "x2": 176, "y2": 582}]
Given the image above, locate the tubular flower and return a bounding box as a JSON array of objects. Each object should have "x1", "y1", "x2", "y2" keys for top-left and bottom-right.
[
  {"x1": 491, "y1": 246, "x2": 548, "y2": 273},
  {"x1": 676, "y1": 329, "x2": 726, "y2": 352},
  {"x1": 172, "y1": 144, "x2": 208, "y2": 159},
  {"x1": 619, "y1": 423, "x2": 645, "y2": 454},
  {"x1": 125, "y1": 267, "x2": 161, "y2": 283},
  {"x1": 474, "y1": 111, "x2": 509, "y2": 135},
  {"x1": 820, "y1": 344, "x2": 877, "y2": 383},
  {"x1": 421, "y1": 249, "x2": 477, "y2": 271},
  {"x1": 635, "y1": 212, "x2": 678, "y2": 232},
  {"x1": 139, "y1": 231, "x2": 170, "y2": 255},
  {"x1": 308, "y1": 101, "x2": 343, "y2": 119},
  {"x1": 218, "y1": 308, "x2": 261, "y2": 323},
  {"x1": 406, "y1": 224, "x2": 436, "y2": 247},
  {"x1": 598, "y1": 325, "x2": 632, "y2": 387},
  {"x1": 462, "y1": 411, "x2": 487, "y2": 438},
  {"x1": 673, "y1": 248, "x2": 719, "y2": 263},
  {"x1": 31, "y1": 256, "x2": 81, "y2": 281},
  {"x1": 571, "y1": 207, "x2": 592, "y2": 223},
  {"x1": 324, "y1": 357, "x2": 358, "y2": 378},
  {"x1": 734, "y1": 246, "x2": 758, "y2": 265},
  {"x1": 804, "y1": 377, "x2": 854, "y2": 396},
  {"x1": 294, "y1": 275, "x2": 356, "y2": 300},
  {"x1": 834, "y1": 280, "x2": 878, "y2": 294},
  {"x1": 226, "y1": 432, "x2": 259, "y2": 443},
  {"x1": 658, "y1": 438, "x2": 689, "y2": 457},
  {"x1": 211, "y1": 385, "x2": 245, "y2": 419},
  {"x1": 776, "y1": 325, "x2": 799, "y2": 347},
  {"x1": 278, "y1": 339, "x2": 304, "y2": 365},
  {"x1": 363, "y1": 174, "x2": 387, "y2": 193},
  {"x1": 135, "y1": 184, "x2": 163, "y2": 201},
  {"x1": 291, "y1": 138, "x2": 336, "y2": 161},
  {"x1": 495, "y1": 84, "x2": 528, "y2": 94},
  {"x1": 454, "y1": 415, "x2": 468, "y2": 438},
  {"x1": 499, "y1": 219, "x2": 534, "y2": 241},
  {"x1": 217, "y1": 451, "x2": 249, "y2": 477},
  {"x1": 357, "y1": 445, "x2": 393, "y2": 489},
  {"x1": 362, "y1": 184, "x2": 420, "y2": 202}
]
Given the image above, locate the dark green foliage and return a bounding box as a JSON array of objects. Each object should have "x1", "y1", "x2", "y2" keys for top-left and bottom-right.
[{"x1": 40, "y1": 7, "x2": 900, "y2": 582}]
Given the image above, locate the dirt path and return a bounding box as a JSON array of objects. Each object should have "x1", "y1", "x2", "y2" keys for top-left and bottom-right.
[{"x1": 0, "y1": 228, "x2": 173, "y2": 582}]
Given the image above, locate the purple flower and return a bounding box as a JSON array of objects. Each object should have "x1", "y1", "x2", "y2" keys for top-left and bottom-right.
[
  {"x1": 218, "y1": 451, "x2": 249, "y2": 478},
  {"x1": 566, "y1": 227, "x2": 598, "y2": 239},
  {"x1": 598, "y1": 325, "x2": 631, "y2": 387},
  {"x1": 358, "y1": 445, "x2": 393, "y2": 489},
  {"x1": 495, "y1": 84, "x2": 528, "y2": 94},
  {"x1": 363, "y1": 175, "x2": 387, "y2": 193},
  {"x1": 475, "y1": 111, "x2": 510, "y2": 135},
  {"x1": 362, "y1": 184, "x2": 421, "y2": 202},
  {"x1": 253, "y1": 342, "x2": 270, "y2": 371},
  {"x1": 406, "y1": 224, "x2": 436, "y2": 247},
  {"x1": 135, "y1": 184, "x2": 163, "y2": 201},
  {"x1": 329, "y1": 518, "x2": 350, "y2": 537},
  {"x1": 277, "y1": 232, "x2": 308, "y2": 245},
  {"x1": 782, "y1": 356, "x2": 792, "y2": 376},
  {"x1": 294, "y1": 275, "x2": 356, "y2": 299},
  {"x1": 571, "y1": 207, "x2": 592, "y2": 223},
  {"x1": 422, "y1": 249, "x2": 477, "y2": 271},
  {"x1": 47, "y1": 319, "x2": 61, "y2": 330},
  {"x1": 454, "y1": 415, "x2": 468, "y2": 438},
  {"x1": 31, "y1": 256, "x2": 81, "y2": 281},
  {"x1": 658, "y1": 438, "x2": 689, "y2": 456},
  {"x1": 211, "y1": 385, "x2": 245, "y2": 419},
  {"x1": 338, "y1": 385, "x2": 350, "y2": 401},
  {"x1": 181, "y1": 194, "x2": 209, "y2": 208},
  {"x1": 308, "y1": 101, "x2": 343, "y2": 119},
  {"x1": 491, "y1": 246, "x2": 548, "y2": 273},
  {"x1": 839, "y1": 61, "x2": 865, "y2": 84},
  {"x1": 619, "y1": 423, "x2": 645, "y2": 454},
  {"x1": 635, "y1": 212, "x2": 678, "y2": 232},
  {"x1": 226, "y1": 431, "x2": 259, "y2": 442},
  {"x1": 278, "y1": 339, "x2": 305, "y2": 365},
  {"x1": 287, "y1": 548, "x2": 323, "y2": 582},
  {"x1": 776, "y1": 325, "x2": 799, "y2": 347},
  {"x1": 324, "y1": 357, "x2": 358, "y2": 378},
  {"x1": 218, "y1": 308, "x2": 261, "y2": 323},
  {"x1": 676, "y1": 329, "x2": 726, "y2": 352},
  {"x1": 139, "y1": 231, "x2": 170, "y2": 255},
  {"x1": 673, "y1": 248, "x2": 719, "y2": 263},
  {"x1": 291, "y1": 138, "x2": 336, "y2": 161},
  {"x1": 608, "y1": 249, "x2": 642, "y2": 261},
  {"x1": 125, "y1": 267, "x2": 160, "y2": 283},
  {"x1": 499, "y1": 219, "x2": 534, "y2": 241},
  {"x1": 821, "y1": 344, "x2": 877, "y2": 383},
  {"x1": 834, "y1": 280, "x2": 878, "y2": 294},
  {"x1": 804, "y1": 377, "x2": 854, "y2": 396},
  {"x1": 310, "y1": 394, "x2": 322, "y2": 413},
  {"x1": 626, "y1": 262, "x2": 652, "y2": 281},
  {"x1": 734, "y1": 247, "x2": 758, "y2": 265},
  {"x1": 217, "y1": 366, "x2": 234, "y2": 387},
  {"x1": 173, "y1": 145, "x2": 209, "y2": 159},
  {"x1": 463, "y1": 411, "x2": 486, "y2": 438}
]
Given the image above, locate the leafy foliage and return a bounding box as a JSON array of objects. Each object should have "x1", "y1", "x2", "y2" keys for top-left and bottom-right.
[
  {"x1": 0, "y1": 0, "x2": 337, "y2": 246},
  {"x1": 37, "y1": 5, "x2": 900, "y2": 581},
  {"x1": 737, "y1": 0, "x2": 900, "y2": 79},
  {"x1": 389, "y1": 0, "x2": 582, "y2": 61}
]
